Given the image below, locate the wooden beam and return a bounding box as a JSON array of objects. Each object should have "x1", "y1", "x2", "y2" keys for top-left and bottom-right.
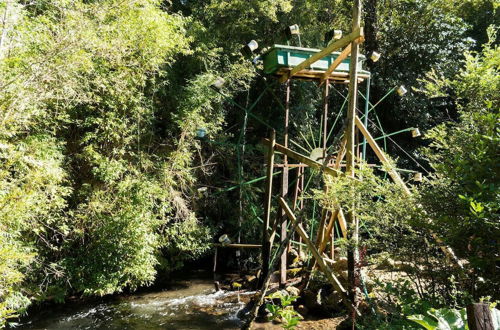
[
  {"x1": 316, "y1": 209, "x2": 329, "y2": 249},
  {"x1": 467, "y1": 303, "x2": 494, "y2": 330},
  {"x1": 318, "y1": 209, "x2": 340, "y2": 255},
  {"x1": 279, "y1": 197, "x2": 360, "y2": 315},
  {"x1": 279, "y1": 199, "x2": 346, "y2": 293},
  {"x1": 279, "y1": 27, "x2": 364, "y2": 83},
  {"x1": 346, "y1": 0, "x2": 363, "y2": 317},
  {"x1": 275, "y1": 68, "x2": 370, "y2": 82},
  {"x1": 354, "y1": 115, "x2": 463, "y2": 267},
  {"x1": 354, "y1": 115, "x2": 411, "y2": 194},
  {"x1": 320, "y1": 44, "x2": 352, "y2": 84},
  {"x1": 272, "y1": 163, "x2": 377, "y2": 168},
  {"x1": 337, "y1": 208, "x2": 348, "y2": 239},
  {"x1": 280, "y1": 81, "x2": 291, "y2": 286},
  {"x1": 262, "y1": 139, "x2": 361, "y2": 181}
]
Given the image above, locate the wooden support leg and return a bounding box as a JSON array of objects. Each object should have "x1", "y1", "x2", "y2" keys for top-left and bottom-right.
[
  {"x1": 243, "y1": 214, "x2": 299, "y2": 330},
  {"x1": 292, "y1": 166, "x2": 304, "y2": 255},
  {"x1": 316, "y1": 209, "x2": 328, "y2": 248},
  {"x1": 467, "y1": 303, "x2": 494, "y2": 330},
  {"x1": 337, "y1": 208, "x2": 348, "y2": 239},
  {"x1": 330, "y1": 225, "x2": 335, "y2": 259},
  {"x1": 318, "y1": 80, "x2": 330, "y2": 249}
]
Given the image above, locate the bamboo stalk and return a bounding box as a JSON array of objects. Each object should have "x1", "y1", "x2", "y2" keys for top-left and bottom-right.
[
  {"x1": 346, "y1": 0, "x2": 363, "y2": 321},
  {"x1": 214, "y1": 243, "x2": 262, "y2": 248},
  {"x1": 259, "y1": 130, "x2": 276, "y2": 287}
]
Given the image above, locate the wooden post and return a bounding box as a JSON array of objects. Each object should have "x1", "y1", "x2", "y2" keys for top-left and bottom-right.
[
  {"x1": 293, "y1": 166, "x2": 305, "y2": 255},
  {"x1": 213, "y1": 247, "x2": 219, "y2": 291},
  {"x1": 323, "y1": 80, "x2": 329, "y2": 157},
  {"x1": 243, "y1": 215, "x2": 299, "y2": 330},
  {"x1": 346, "y1": 0, "x2": 363, "y2": 322},
  {"x1": 467, "y1": 303, "x2": 494, "y2": 330},
  {"x1": 330, "y1": 224, "x2": 335, "y2": 259},
  {"x1": 316, "y1": 79, "x2": 330, "y2": 250},
  {"x1": 280, "y1": 81, "x2": 291, "y2": 287},
  {"x1": 259, "y1": 129, "x2": 275, "y2": 287}
]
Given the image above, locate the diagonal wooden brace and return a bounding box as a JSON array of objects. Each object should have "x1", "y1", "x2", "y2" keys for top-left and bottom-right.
[
  {"x1": 279, "y1": 197, "x2": 360, "y2": 315},
  {"x1": 279, "y1": 28, "x2": 364, "y2": 83},
  {"x1": 354, "y1": 116, "x2": 463, "y2": 268},
  {"x1": 354, "y1": 115, "x2": 410, "y2": 194},
  {"x1": 262, "y1": 138, "x2": 360, "y2": 182},
  {"x1": 320, "y1": 44, "x2": 352, "y2": 85}
]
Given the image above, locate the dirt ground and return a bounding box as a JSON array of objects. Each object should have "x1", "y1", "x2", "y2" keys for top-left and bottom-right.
[{"x1": 250, "y1": 315, "x2": 348, "y2": 329}]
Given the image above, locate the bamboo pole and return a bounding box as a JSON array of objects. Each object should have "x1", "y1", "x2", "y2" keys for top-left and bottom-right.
[
  {"x1": 280, "y1": 81, "x2": 291, "y2": 286},
  {"x1": 259, "y1": 130, "x2": 276, "y2": 287},
  {"x1": 346, "y1": 0, "x2": 363, "y2": 322}
]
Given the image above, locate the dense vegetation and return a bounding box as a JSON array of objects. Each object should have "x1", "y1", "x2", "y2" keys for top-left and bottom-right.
[{"x1": 0, "y1": 0, "x2": 498, "y2": 327}]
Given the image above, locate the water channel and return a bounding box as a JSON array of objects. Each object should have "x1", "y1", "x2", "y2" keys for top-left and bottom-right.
[{"x1": 14, "y1": 272, "x2": 251, "y2": 330}]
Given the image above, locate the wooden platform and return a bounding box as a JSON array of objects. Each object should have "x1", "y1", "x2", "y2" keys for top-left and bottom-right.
[
  {"x1": 274, "y1": 67, "x2": 369, "y2": 83},
  {"x1": 262, "y1": 42, "x2": 370, "y2": 83}
]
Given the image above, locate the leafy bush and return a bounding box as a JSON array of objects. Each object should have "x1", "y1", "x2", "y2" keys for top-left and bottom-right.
[
  {"x1": 0, "y1": 0, "x2": 211, "y2": 323},
  {"x1": 408, "y1": 308, "x2": 468, "y2": 329},
  {"x1": 266, "y1": 291, "x2": 302, "y2": 330},
  {"x1": 419, "y1": 27, "x2": 499, "y2": 298}
]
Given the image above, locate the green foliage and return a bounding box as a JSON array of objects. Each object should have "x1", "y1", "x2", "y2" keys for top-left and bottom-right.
[
  {"x1": 0, "y1": 0, "x2": 212, "y2": 324},
  {"x1": 351, "y1": 0, "x2": 473, "y2": 142},
  {"x1": 0, "y1": 235, "x2": 33, "y2": 328},
  {"x1": 317, "y1": 162, "x2": 416, "y2": 248},
  {"x1": 265, "y1": 291, "x2": 301, "y2": 329},
  {"x1": 434, "y1": 0, "x2": 500, "y2": 47},
  {"x1": 408, "y1": 308, "x2": 468, "y2": 330},
  {"x1": 0, "y1": 0, "x2": 498, "y2": 326},
  {"x1": 419, "y1": 28, "x2": 499, "y2": 297}
]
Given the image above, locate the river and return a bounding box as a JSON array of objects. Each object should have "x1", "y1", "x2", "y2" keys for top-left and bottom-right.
[{"x1": 13, "y1": 272, "x2": 252, "y2": 330}]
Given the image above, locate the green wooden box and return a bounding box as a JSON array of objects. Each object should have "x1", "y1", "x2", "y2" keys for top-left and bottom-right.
[{"x1": 263, "y1": 44, "x2": 369, "y2": 76}]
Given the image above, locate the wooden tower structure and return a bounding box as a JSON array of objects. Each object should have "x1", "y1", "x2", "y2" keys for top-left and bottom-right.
[{"x1": 254, "y1": 0, "x2": 462, "y2": 323}]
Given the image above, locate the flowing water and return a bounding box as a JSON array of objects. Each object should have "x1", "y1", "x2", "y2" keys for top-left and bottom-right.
[{"x1": 14, "y1": 273, "x2": 252, "y2": 330}]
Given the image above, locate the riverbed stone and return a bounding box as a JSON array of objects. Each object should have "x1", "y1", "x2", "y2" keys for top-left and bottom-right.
[
  {"x1": 245, "y1": 275, "x2": 257, "y2": 284},
  {"x1": 296, "y1": 304, "x2": 308, "y2": 317},
  {"x1": 331, "y1": 257, "x2": 348, "y2": 272},
  {"x1": 285, "y1": 285, "x2": 300, "y2": 297}
]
